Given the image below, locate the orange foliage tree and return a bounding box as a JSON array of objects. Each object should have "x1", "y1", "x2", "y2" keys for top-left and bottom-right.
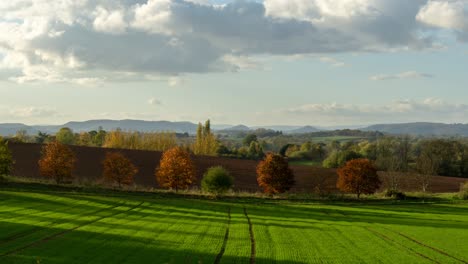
[
  {"x1": 256, "y1": 153, "x2": 295, "y2": 194},
  {"x1": 155, "y1": 147, "x2": 196, "y2": 192},
  {"x1": 337, "y1": 159, "x2": 381, "y2": 198},
  {"x1": 102, "y1": 152, "x2": 138, "y2": 188},
  {"x1": 38, "y1": 141, "x2": 76, "y2": 184}
]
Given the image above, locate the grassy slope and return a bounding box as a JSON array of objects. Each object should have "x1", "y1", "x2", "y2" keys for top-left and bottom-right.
[{"x1": 0, "y1": 184, "x2": 467, "y2": 264}]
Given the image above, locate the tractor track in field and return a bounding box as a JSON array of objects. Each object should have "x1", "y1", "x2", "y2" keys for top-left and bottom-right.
[
  {"x1": 244, "y1": 207, "x2": 256, "y2": 264},
  {"x1": 364, "y1": 226, "x2": 440, "y2": 264},
  {"x1": 0, "y1": 201, "x2": 126, "y2": 246},
  {"x1": 0, "y1": 201, "x2": 143, "y2": 257},
  {"x1": 380, "y1": 227, "x2": 468, "y2": 264},
  {"x1": 214, "y1": 207, "x2": 231, "y2": 264}
]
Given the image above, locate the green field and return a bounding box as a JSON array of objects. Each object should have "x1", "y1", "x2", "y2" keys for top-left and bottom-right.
[{"x1": 1, "y1": 185, "x2": 468, "y2": 264}]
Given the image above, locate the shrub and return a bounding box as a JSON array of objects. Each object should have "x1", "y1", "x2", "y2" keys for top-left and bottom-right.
[
  {"x1": 256, "y1": 153, "x2": 295, "y2": 194},
  {"x1": 102, "y1": 152, "x2": 138, "y2": 188},
  {"x1": 337, "y1": 159, "x2": 381, "y2": 199},
  {"x1": 38, "y1": 141, "x2": 76, "y2": 184},
  {"x1": 201, "y1": 166, "x2": 233, "y2": 195},
  {"x1": 385, "y1": 189, "x2": 406, "y2": 200},
  {"x1": 156, "y1": 147, "x2": 196, "y2": 192},
  {"x1": 460, "y1": 182, "x2": 468, "y2": 200},
  {"x1": 0, "y1": 140, "x2": 13, "y2": 177}
]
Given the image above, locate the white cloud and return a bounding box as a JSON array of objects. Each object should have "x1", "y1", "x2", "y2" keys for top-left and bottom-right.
[
  {"x1": 148, "y1": 97, "x2": 162, "y2": 105},
  {"x1": 131, "y1": 0, "x2": 173, "y2": 35},
  {"x1": 0, "y1": 0, "x2": 464, "y2": 84},
  {"x1": 9, "y1": 106, "x2": 59, "y2": 118},
  {"x1": 93, "y1": 7, "x2": 128, "y2": 34},
  {"x1": 417, "y1": 1, "x2": 467, "y2": 30},
  {"x1": 370, "y1": 71, "x2": 433, "y2": 81},
  {"x1": 318, "y1": 56, "x2": 346, "y2": 67},
  {"x1": 222, "y1": 55, "x2": 263, "y2": 71},
  {"x1": 262, "y1": 98, "x2": 468, "y2": 125},
  {"x1": 168, "y1": 76, "x2": 184, "y2": 87}
]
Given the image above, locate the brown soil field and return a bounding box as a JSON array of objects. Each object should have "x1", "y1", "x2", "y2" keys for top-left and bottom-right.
[{"x1": 8, "y1": 143, "x2": 467, "y2": 193}]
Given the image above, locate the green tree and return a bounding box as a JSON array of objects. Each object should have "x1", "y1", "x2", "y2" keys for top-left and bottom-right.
[
  {"x1": 56, "y1": 127, "x2": 75, "y2": 145},
  {"x1": 35, "y1": 132, "x2": 51, "y2": 144},
  {"x1": 248, "y1": 141, "x2": 265, "y2": 160},
  {"x1": 323, "y1": 150, "x2": 363, "y2": 168},
  {"x1": 300, "y1": 141, "x2": 312, "y2": 152},
  {"x1": 243, "y1": 134, "x2": 258, "y2": 146},
  {"x1": 201, "y1": 166, "x2": 233, "y2": 195},
  {"x1": 0, "y1": 139, "x2": 13, "y2": 177}
]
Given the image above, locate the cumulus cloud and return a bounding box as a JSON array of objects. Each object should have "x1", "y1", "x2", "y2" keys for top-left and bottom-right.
[
  {"x1": 93, "y1": 7, "x2": 128, "y2": 34},
  {"x1": 417, "y1": 1, "x2": 468, "y2": 30},
  {"x1": 370, "y1": 71, "x2": 433, "y2": 81},
  {"x1": 318, "y1": 56, "x2": 346, "y2": 67},
  {"x1": 0, "y1": 105, "x2": 65, "y2": 123},
  {"x1": 147, "y1": 97, "x2": 162, "y2": 106},
  {"x1": 8, "y1": 106, "x2": 59, "y2": 118},
  {"x1": 0, "y1": 0, "x2": 464, "y2": 84},
  {"x1": 261, "y1": 98, "x2": 468, "y2": 125}
]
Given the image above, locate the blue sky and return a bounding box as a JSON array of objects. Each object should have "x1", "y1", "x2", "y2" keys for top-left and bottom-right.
[{"x1": 0, "y1": 0, "x2": 467, "y2": 126}]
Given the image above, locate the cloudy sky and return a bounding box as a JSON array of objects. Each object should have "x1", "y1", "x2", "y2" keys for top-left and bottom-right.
[{"x1": 0, "y1": 0, "x2": 467, "y2": 126}]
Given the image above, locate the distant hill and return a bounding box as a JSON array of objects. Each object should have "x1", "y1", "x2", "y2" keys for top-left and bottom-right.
[
  {"x1": 221, "y1": 125, "x2": 251, "y2": 132},
  {"x1": 363, "y1": 122, "x2": 468, "y2": 136},
  {"x1": 0, "y1": 124, "x2": 38, "y2": 136},
  {"x1": 286, "y1": 126, "x2": 320, "y2": 134},
  {"x1": 0, "y1": 120, "x2": 200, "y2": 136}
]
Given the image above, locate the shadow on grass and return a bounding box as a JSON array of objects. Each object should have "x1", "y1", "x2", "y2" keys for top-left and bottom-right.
[{"x1": 0, "y1": 220, "x2": 308, "y2": 264}]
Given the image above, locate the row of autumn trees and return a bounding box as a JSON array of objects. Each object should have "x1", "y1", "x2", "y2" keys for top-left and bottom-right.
[{"x1": 34, "y1": 140, "x2": 381, "y2": 198}]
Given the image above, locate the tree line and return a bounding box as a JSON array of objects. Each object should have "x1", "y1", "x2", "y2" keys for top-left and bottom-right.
[{"x1": 6, "y1": 122, "x2": 468, "y2": 179}]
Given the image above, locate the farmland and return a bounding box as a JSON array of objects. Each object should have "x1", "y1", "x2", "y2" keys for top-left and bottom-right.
[
  {"x1": 8, "y1": 143, "x2": 467, "y2": 193},
  {"x1": 1, "y1": 184, "x2": 467, "y2": 264}
]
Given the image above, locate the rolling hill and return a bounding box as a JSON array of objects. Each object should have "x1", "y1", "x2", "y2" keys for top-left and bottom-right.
[{"x1": 363, "y1": 122, "x2": 468, "y2": 136}]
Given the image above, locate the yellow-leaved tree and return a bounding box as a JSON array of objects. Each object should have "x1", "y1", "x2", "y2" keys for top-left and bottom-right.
[
  {"x1": 38, "y1": 141, "x2": 76, "y2": 184},
  {"x1": 192, "y1": 120, "x2": 218, "y2": 156},
  {"x1": 156, "y1": 147, "x2": 196, "y2": 192}
]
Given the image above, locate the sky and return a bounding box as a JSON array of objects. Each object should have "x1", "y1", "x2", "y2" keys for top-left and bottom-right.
[{"x1": 0, "y1": 0, "x2": 468, "y2": 126}]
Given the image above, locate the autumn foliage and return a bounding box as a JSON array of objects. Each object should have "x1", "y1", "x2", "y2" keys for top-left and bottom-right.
[
  {"x1": 256, "y1": 153, "x2": 295, "y2": 194},
  {"x1": 337, "y1": 159, "x2": 381, "y2": 198},
  {"x1": 102, "y1": 152, "x2": 138, "y2": 188},
  {"x1": 156, "y1": 147, "x2": 196, "y2": 191},
  {"x1": 38, "y1": 141, "x2": 76, "y2": 184}
]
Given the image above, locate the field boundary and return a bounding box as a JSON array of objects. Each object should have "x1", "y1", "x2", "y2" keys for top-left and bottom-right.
[
  {"x1": 0, "y1": 201, "x2": 143, "y2": 257},
  {"x1": 214, "y1": 207, "x2": 231, "y2": 264},
  {"x1": 244, "y1": 207, "x2": 256, "y2": 264}
]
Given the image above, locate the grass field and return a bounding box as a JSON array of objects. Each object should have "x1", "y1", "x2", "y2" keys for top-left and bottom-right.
[{"x1": 1, "y1": 184, "x2": 468, "y2": 264}]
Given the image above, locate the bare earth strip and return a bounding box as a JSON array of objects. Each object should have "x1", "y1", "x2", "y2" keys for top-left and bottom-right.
[
  {"x1": 214, "y1": 207, "x2": 231, "y2": 264},
  {"x1": 244, "y1": 207, "x2": 256, "y2": 264}
]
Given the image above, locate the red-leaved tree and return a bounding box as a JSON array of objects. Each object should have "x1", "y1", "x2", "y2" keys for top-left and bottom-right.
[
  {"x1": 38, "y1": 141, "x2": 76, "y2": 184},
  {"x1": 337, "y1": 159, "x2": 381, "y2": 198},
  {"x1": 102, "y1": 152, "x2": 138, "y2": 188},
  {"x1": 256, "y1": 153, "x2": 295, "y2": 194},
  {"x1": 156, "y1": 147, "x2": 196, "y2": 192}
]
